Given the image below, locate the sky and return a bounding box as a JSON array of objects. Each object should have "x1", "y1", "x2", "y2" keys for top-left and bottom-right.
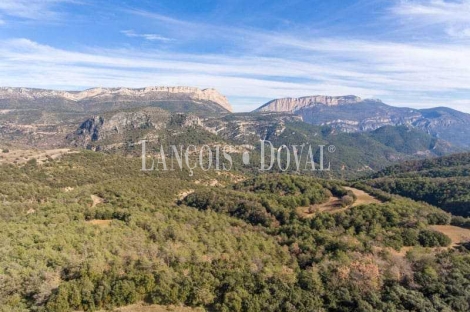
[{"x1": 1, "y1": 0, "x2": 470, "y2": 112}]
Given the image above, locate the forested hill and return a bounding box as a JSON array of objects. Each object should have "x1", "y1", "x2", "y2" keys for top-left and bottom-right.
[
  {"x1": 364, "y1": 153, "x2": 470, "y2": 217},
  {"x1": 371, "y1": 153, "x2": 470, "y2": 178},
  {"x1": 1, "y1": 151, "x2": 470, "y2": 311}
]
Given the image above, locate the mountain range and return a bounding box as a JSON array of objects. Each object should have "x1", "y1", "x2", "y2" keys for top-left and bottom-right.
[
  {"x1": 256, "y1": 95, "x2": 470, "y2": 148},
  {"x1": 0, "y1": 86, "x2": 232, "y2": 113},
  {"x1": 0, "y1": 86, "x2": 468, "y2": 175}
]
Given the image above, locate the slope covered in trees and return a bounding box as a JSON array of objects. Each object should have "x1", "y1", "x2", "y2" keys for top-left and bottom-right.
[
  {"x1": 364, "y1": 153, "x2": 470, "y2": 217},
  {"x1": 1, "y1": 153, "x2": 469, "y2": 311}
]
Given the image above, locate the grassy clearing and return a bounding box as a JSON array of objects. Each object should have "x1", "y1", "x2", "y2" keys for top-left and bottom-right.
[
  {"x1": 430, "y1": 225, "x2": 470, "y2": 246},
  {"x1": 298, "y1": 187, "x2": 382, "y2": 217},
  {"x1": 344, "y1": 187, "x2": 382, "y2": 207}
]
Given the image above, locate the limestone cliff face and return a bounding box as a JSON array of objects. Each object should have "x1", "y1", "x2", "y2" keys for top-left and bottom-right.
[
  {"x1": 68, "y1": 107, "x2": 172, "y2": 149},
  {"x1": 0, "y1": 86, "x2": 233, "y2": 112},
  {"x1": 256, "y1": 95, "x2": 363, "y2": 113},
  {"x1": 66, "y1": 107, "x2": 209, "y2": 150}
]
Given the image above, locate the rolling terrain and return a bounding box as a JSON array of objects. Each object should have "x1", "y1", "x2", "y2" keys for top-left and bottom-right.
[
  {"x1": 1, "y1": 87, "x2": 470, "y2": 311},
  {"x1": 1, "y1": 152, "x2": 470, "y2": 311},
  {"x1": 363, "y1": 153, "x2": 470, "y2": 217}
]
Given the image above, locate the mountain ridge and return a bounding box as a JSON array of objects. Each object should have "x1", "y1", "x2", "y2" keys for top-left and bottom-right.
[
  {"x1": 256, "y1": 95, "x2": 364, "y2": 112},
  {"x1": 255, "y1": 95, "x2": 470, "y2": 148},
  {"x1": 0, "y1": 86, "x2": 233, "y2": 113}
]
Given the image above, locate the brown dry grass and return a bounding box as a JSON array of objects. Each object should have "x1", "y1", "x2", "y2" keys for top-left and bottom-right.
[
  {"x1": 90, "y1": 195, "x2": 105, "y2": 208},
  {"x1": 86, "y1": 220, "x2": 112, "y2": 227},
  {"x1": 93, "y1": 302, "x2": 204, "y2": 312},
  {"x1": 0, "y1": 148, "x2": 75, "y2": 165},
  {"x1": 430, "y1": 225, "x2": 470, "y2": 246},
  {"x1": 298, "y1": 187, "x2": 382, "y2": 218},
  {"x1": 343, "y1": 187, "x2": 381, "y2": 207}
]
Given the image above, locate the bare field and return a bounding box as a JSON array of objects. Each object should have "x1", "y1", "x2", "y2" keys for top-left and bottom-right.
[{"x1": 297, "y1": 196, "x2": 343, "y2": 218}]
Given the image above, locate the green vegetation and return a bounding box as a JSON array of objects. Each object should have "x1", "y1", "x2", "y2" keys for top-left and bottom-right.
[
  {"x1": 1, "y1": 152, "x2": 469, "y2": 311},
  {"x1": 365, "y1": 153, "x2": 470, "y2": 217},
  {"x1": 253, "y1": 121, "x2": 454, "y2": 178}
]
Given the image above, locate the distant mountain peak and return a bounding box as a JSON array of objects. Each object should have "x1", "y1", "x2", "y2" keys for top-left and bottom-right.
[
  {"x1": 256, "y1": 95, "x2": 364, "y2": 113},
  {"x1": 0, "y1": 86, "x2": 233, "y2": 112}
]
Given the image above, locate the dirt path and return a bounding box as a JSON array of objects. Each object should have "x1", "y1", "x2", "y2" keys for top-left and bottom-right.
[{"x1": 177, "y1": 189, "x2": 195, "y2": 201}]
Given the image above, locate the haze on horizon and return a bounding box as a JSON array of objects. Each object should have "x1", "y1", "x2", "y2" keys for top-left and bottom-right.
[{"x1": 0, "y1": 0, "x2": 470, "y2": 113}]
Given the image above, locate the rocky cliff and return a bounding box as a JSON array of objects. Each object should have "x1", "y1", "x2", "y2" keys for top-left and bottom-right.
[
  {"x1": 256, "y1": 95, "x2": 363, "y2": 112},
  {"x1": 0, "y1": 86, "x2": 233, "y2": 113}
]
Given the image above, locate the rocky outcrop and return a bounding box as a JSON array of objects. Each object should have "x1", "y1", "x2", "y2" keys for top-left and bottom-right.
[
  {"x1": 202, "y1": 113, "x2": 303, "y2": 143},
  {"x1": 68, "y1": 107, "x2": 171, "y2": 149},
  {"x1": 256, "y1": 95, "x2": 363, "y2": 113},
  {"x1": 0, "y1": 86, "x2": 233, "y2": 113}
]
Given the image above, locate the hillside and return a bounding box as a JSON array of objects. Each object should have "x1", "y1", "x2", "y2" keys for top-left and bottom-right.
[
  {"x1": 0, "y1": 86, "x2": 232, "y2": 149},
  {"x1": 255, "y1": 95, "x2": 470, "y2": 148},
  {"x1": 363, "y1": 153, "x2": 470, "y2": 217},
  {"x1": 0, "y1": 107, "x2": 459, "y2": 178},
  {"x1": 61, "y1": 109, "x2": 457, "y2": 176},
  {"x1": 1, "y1": 152, "x2": 470, "y2": 311},
  {"x1": 0, "y1": 87, "x2": 465, "y2": 175},
  {"x1": 0, "y1": 90, "x2": 469, "y2": 311}
]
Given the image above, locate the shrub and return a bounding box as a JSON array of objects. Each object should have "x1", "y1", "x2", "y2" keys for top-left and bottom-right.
[
  {"x1": 340, "y1": 195, "x2": 354, "y2": 207},
  {"x1": 427, "y1": 212, "x2": 451, "y2": 225},
  {"x1": 418, "y1": 229, "x2": 452, "y2": 247},
  {"x1": 451, "y1": 216, "x2": 470, "y2": 229}
]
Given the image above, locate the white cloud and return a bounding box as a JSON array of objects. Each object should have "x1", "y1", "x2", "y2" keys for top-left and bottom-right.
[
  {"x1": 392, "y1": 0, "x2": 470, "y2": 22},
  {"x1": 0, "y1": 0, "x2": 75, "y2": 20},
  {"x1": 1, "y1": 7, "x2": 470, "y2": 112},
  {"x1": 121, "y1": 30, "x2": 174, "y2": 42},
  {"x1": 446, "y1": 27, "x2": 470, "y2": 38},
  {"x1": 1, "y1": 36, "x2": 470, "y2": 112},
  {"x1": 391, "y1": 0, "x2": 470, "y2": 38}
]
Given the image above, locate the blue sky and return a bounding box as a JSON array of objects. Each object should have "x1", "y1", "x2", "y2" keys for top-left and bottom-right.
[{"x1": 1, "y1": 0, "x2": 470, "y2": 112}]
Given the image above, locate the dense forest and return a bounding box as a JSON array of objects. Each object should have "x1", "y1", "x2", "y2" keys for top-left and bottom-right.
[
  {"x1": 1, "y1": 152, "x2": 470, "y2": 311},
  {"x1": 364, "y1": 153, "x2": 470, "y2": 217}
]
